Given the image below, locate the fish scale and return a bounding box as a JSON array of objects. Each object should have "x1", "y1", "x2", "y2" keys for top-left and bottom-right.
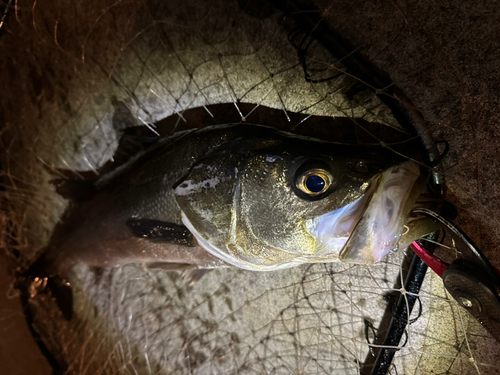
[{"x1": 28, "y1": 124, "x2": 426, "y2": 293}]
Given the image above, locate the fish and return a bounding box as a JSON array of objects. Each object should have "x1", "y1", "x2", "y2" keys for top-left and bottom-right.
[{"x1": 27, "y1": 123, "x2": 430, "y2": 286}]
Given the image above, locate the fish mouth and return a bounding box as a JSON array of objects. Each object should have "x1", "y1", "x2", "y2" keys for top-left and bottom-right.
[{"x1": 306, "y1": 160, "x2": 428, "y2": 264}]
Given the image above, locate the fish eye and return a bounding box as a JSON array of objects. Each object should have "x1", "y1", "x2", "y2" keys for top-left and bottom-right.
[{"x1": 296, "y1": 168, "x2": 333, "y2": 196}]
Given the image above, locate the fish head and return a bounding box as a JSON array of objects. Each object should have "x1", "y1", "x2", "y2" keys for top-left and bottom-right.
[{"x1": 174, "y1": 125, "x2": 427, "y2": 270}]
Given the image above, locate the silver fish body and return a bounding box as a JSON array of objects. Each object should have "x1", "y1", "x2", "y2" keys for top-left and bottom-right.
[{"x1": 37, "y1": 124, "x2": 427, "y2": 278}]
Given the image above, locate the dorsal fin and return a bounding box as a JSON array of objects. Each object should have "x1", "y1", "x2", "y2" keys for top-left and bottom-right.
[
  {"x1": 47, "y1": 125, "x2": 161, "y2": 202},
  {"x1": 108, "y1": 126, "x2": 160, "y2": 170},
  {"x1": 50, "y1": 178, "x2": 96, "y2": 202}
]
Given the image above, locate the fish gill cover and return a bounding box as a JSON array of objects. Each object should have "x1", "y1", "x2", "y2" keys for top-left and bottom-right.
[{"x1": 0, "y1": 0, "x2": 500, "y2": 374}]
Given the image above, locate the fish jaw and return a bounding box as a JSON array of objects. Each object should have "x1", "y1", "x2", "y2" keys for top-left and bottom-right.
[
  {"x1": 307, "y1": 161, "x2": 427, "y2": 264},
  {"x1": 304, "y1": 192, "x2": 370, "y2": 259}
]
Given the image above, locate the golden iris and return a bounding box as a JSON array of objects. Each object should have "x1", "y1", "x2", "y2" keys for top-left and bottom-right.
[{"x1": 296, "y1": 168, "x2": 333, "y2": 195}]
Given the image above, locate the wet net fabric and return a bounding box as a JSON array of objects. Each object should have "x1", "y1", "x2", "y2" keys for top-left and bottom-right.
[{"x1": 1, "y1": 0, "x2": 500, "y2": 374}]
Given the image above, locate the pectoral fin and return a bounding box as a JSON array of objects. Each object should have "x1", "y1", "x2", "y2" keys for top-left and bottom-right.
[{"x1": 126, "y1": 218, "x2": 193, "y2": 245}]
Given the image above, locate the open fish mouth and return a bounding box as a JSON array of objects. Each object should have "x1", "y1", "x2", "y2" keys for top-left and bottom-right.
[
  {"x1": 181, "y1": 158, "x2": 429, "y2": 271},
  {"x1": 306, "y1": 160, "x2": 427, "y2": 265}
]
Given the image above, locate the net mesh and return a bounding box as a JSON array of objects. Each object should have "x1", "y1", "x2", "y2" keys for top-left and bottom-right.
[{"x1": 1, "y1": 0, "x2": 500, "y2": 374}]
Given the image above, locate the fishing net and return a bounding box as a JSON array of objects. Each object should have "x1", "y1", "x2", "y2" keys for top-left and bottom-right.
[{"x1": 1, "y1": 0, "x2": 499, "y2": 374}]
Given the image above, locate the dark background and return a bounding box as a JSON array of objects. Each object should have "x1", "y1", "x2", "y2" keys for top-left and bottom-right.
[{"x1": 1, "y1": 0, "x2": 499, "y2": 373}]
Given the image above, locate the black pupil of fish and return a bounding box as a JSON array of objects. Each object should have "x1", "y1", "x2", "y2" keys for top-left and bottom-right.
[{"x1": 305, "y1": 174, "x2": 326, "y2": 193}]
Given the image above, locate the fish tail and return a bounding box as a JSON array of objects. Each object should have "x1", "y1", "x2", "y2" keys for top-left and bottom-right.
[
  {"x1": 17, "y1": 253, "x2": 74, "y2": 321},
  {"x1": 15, "y1": 253, "x2": 70, "y2": 373}
]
